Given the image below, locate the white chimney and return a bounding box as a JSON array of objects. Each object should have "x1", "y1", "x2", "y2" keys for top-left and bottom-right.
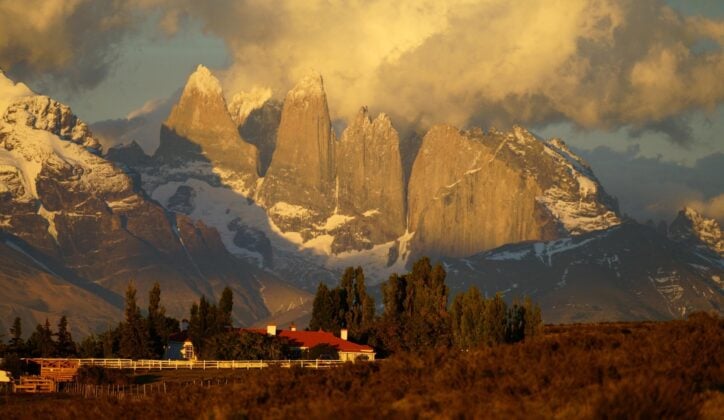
[
  {"x1": 340, "y1": 329, "x2": 348, "y2": 340},
  {"x1": 267, "y1": 324, "x2": 277, "y2": 336}
]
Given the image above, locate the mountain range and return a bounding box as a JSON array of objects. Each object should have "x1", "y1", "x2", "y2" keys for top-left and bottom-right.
[{"x1": 1, "y1": 65, "x2": 721, "y2": 335}]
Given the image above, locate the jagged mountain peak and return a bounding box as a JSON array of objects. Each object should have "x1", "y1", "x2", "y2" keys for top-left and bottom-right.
[
  {"x1": 670, "y1": 207, "x2": 724, "y2": 257},
  {"x1": 0, "y1": 70, "x2": 34, "y2": 115},
  {"x1": 348, "y1": 106, "x2": 394, "y2": 133},
  {"x1": 288, "y1": 72, "x2": 326, "y2": 101},
  {"x1": 184, "y1": 64, "x2": 223, "y2": 97},
  {"x1": 4, "y1": 95, "x2": 101, "y2": 151}
]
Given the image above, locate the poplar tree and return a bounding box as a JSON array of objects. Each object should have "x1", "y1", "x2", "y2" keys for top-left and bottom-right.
[
  {"x1": 55, "y1": 315, "x2": 76, "y2": 357},
  {"x1": 9, "y1": 317, "x2": 24, "y2": 354},
  {"x1": 309, "y1": 282, "x2": 335, "y2": 332},
  {"x1": 147, "y1": 282, "x2": 166, "y2": 358},
  {"x1": 28, "y1": 319, "x2": 55, "y2": 357},
  {"x1": 119, "y1": 282, "x2": 150, "y2": 359},
  {"x1": 218, "y1": 287, "x2": 234, "y2": 329}
]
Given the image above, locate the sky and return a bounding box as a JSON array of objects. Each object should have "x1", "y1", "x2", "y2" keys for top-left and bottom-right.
[{"x1": 0, "y1": 0, "x2": 722, "y2": 223}]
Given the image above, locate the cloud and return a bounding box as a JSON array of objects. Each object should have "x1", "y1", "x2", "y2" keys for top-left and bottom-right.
[
  {"x1": 149, "y1": 0, "x2": 724, "y2": 136},
  {"x1": 0, "y1": 0, "x2": 144, "y2": 92},
  {"x1": 578, "y1": 147, "x2": 724, "y2": 223},
  {"x1": 686, "y1": 194, "x2": 724, "y2": 222},
  {"x1": 628, "y1": 116, "x2": 694, "y2": 146},
  {"x1": 2, "y1": 0, "x2": 724, "y2": 141},
  {"x1": 90, "y1": 89, "x2": 180, "y2": 154}
]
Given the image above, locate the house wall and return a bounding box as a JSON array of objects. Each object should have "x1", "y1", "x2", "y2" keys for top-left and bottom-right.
[{"x1": 339, "y1": 352, "x2": 375, "y2": 362}]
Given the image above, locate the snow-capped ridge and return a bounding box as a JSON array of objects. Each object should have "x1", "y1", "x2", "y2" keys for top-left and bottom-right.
[
  {"x1": 0, "y1": 70, "x2": 34, "y2": 116},
  {"x1": 4, "y1": 96, "x2": 101, "y2": 150},
  {"x1": 184, "y1": 64, "x2": 223, "y2": 97},
  {"x1": 288, "y1": 72, "x2": 325, "y2": 101},
  {"x1": 670, "y1": 207, "x2": 724, "y2": 257}
]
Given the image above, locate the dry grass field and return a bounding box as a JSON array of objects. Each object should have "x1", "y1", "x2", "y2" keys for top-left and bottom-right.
[{"x1": 1, "y1": 313, "x2": 721, "y2": 419}]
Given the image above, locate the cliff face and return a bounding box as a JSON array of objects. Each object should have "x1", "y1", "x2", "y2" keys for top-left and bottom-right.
[
  {"x1": 156, "y1": 65, "x2": 259, "y2": 194},
  {"x1": 336, "y1": 108, "x2": 406, "y2": 247},
  {"x1": 258, "y1": 74, "x2": 336, "y2": 230},
  {"x1": 408, "y1": 125, "x2": 620, "y2": 258}
]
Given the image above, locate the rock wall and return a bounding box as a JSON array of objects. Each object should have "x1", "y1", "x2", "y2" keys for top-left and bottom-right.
[{"x1": 258, "y1": 74, "x2": 336, "y2": 228}]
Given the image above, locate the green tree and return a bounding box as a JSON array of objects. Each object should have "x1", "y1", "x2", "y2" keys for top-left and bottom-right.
[
  {"x1": 523, "y1": 296, "x2": 543, "y2": 339},
  {"x1": 78, "y1": 334, "x2": 104, "y2": 358},
  {"x1": 309, "y1": 282, "x2": 335, "y2": 332},
  {"x1": 27, "y1": 319, "x2": 55, "y2": 357},
  {"x1": 484, "y1": 293, "x2": 507, "y2": 345},
  {"x1": 202, "y1": 331, "x2": 289, "y2": 360},
  {"x1": 147, "y1": 282, "x2": 167, "y2": 358},
  {"x1": 378, "y1": 257, "x2": 451, "y2": 352},
  {"x1": 8, "y1": 317, "x2": 24, "y2": 354},
  {"x1": 55, "y1": 315, "x2": 76, "y2": 356},
  {"x1": 451, "y1": 286, "x2": 486, "y2": 349},
  {"x1": 218, "y1": 287, "x2": 234, "y2": 329},
  {"x1": 505, "y1": 300, "x2": 525, "y2": 343},
  {"x1": 119, "y1": 282, "x2": 150, "y2": 359}
]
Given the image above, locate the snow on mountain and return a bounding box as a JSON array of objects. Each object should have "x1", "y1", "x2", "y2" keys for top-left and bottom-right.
[
  {"x1": 444, "y1": 223, "x2": 723, "y2": 322},
  {"x1": 185, "y1": 64, "x2": 224, "y2": 97},
  {"x1": 408, "y1": 124, "x2": 620, "y2": 259},
  {"x1": 104, "y1": 66, "x2": 628, "y2": 290},
  {"x1": 228, "y1": 86, "x2": 273, "y2": 126},
  {"x1": 669, "y1": 207, "x2": 724, "y2": 257},
  {"x1": 0, "y1": 69, "x2": 33, "y2": 114},
  {"x1": 155, "y1": 64, "x2": 260, "y2": 195},
  {"x1": 0, "y1": 71, "x2": 315, "y2": 335}
]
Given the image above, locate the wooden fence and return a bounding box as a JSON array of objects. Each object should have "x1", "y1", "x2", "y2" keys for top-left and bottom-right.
[
  {"x1": 60, "y1": 378, "x2": 257, "y2": 400},
  {"x1": 27, "y1": 358, "x2": 346, "y2": 371}
]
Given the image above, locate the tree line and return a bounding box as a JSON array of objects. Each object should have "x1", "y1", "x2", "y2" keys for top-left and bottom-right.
[
  {"x1": 0, "y1": 282, "x2": 231, "y2": 361},
  {"x1": 1, "y1": 256, "x2": 543, "y2": 365},
  {"x1": 309, "y1": 257, "x2": 542, "y2": 355}
]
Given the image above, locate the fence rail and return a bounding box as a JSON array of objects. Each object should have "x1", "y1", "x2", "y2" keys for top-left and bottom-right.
[{"x1": 26, "y1": 358, "x2": 346, "y2": 370}]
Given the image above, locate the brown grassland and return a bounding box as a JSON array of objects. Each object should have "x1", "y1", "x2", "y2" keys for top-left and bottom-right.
[{"x1": 0, "y1": 313, "x2": 722, "y2": 419}]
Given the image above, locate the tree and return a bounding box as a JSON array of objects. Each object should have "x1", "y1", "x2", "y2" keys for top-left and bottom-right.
[
  {"x1": 78, "y1": 334, "x2": 104, "y2": 358},
  {"x1": 202, "y1": 331, "x2": 289, "y2": 360},
  {"x1": 309, "y1": 282, "x2": 335, "y2": 332},
  {"x1": 506, "y1": 301, "x2": 525, "y2": 343},
  {"x1": 451, "y1": 286, "x2": 486, "y2": 349},
  {"x1": 309, "y1": 267, "x2": 376, "y2": 340},
  {"x1": 55, "y1": 315, "x2": 76, "y2": 357},
  {"x1": 147, "y1": 282, "x2": 167, "y2": 358},
  {"x1": 218, "y1": 287, "x2": 234, "y2": 329},
  {"x1": 484, "y1": 293, "x2": 507, "y2": 345},
  {"x1": 523, "y1": 296, "x2": 543, "y2": 339},
  {"x1": 119, "y1": 282, "x2": 150, "y2": 359},
  {"x1": 27, "y1": 319, "x2": 55, "y2": 357},
  {"x1": 8, "y1": 317, "x2": 24, "y2": 354},
  {"x1": 378, "y1": 257, "x2": 451, "y2": 352}
]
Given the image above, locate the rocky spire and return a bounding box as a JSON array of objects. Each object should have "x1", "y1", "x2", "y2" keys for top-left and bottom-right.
[
  {"x1": 336, "y1": 107, "x2": 406, "y2": 245},
  {"x1": 156, "y1": 65, "x2": 259, "y2": 194},
  {"x1": 669, "y1": 207, "x2": 724, "y2": 257},
  {"x1": 258, "y1": 72, "x2": 336, "y2": 227}
]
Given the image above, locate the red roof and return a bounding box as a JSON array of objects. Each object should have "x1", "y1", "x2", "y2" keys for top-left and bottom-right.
[{"x1": 244, "y1": 328, "x2": 374, "y2": 353}]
